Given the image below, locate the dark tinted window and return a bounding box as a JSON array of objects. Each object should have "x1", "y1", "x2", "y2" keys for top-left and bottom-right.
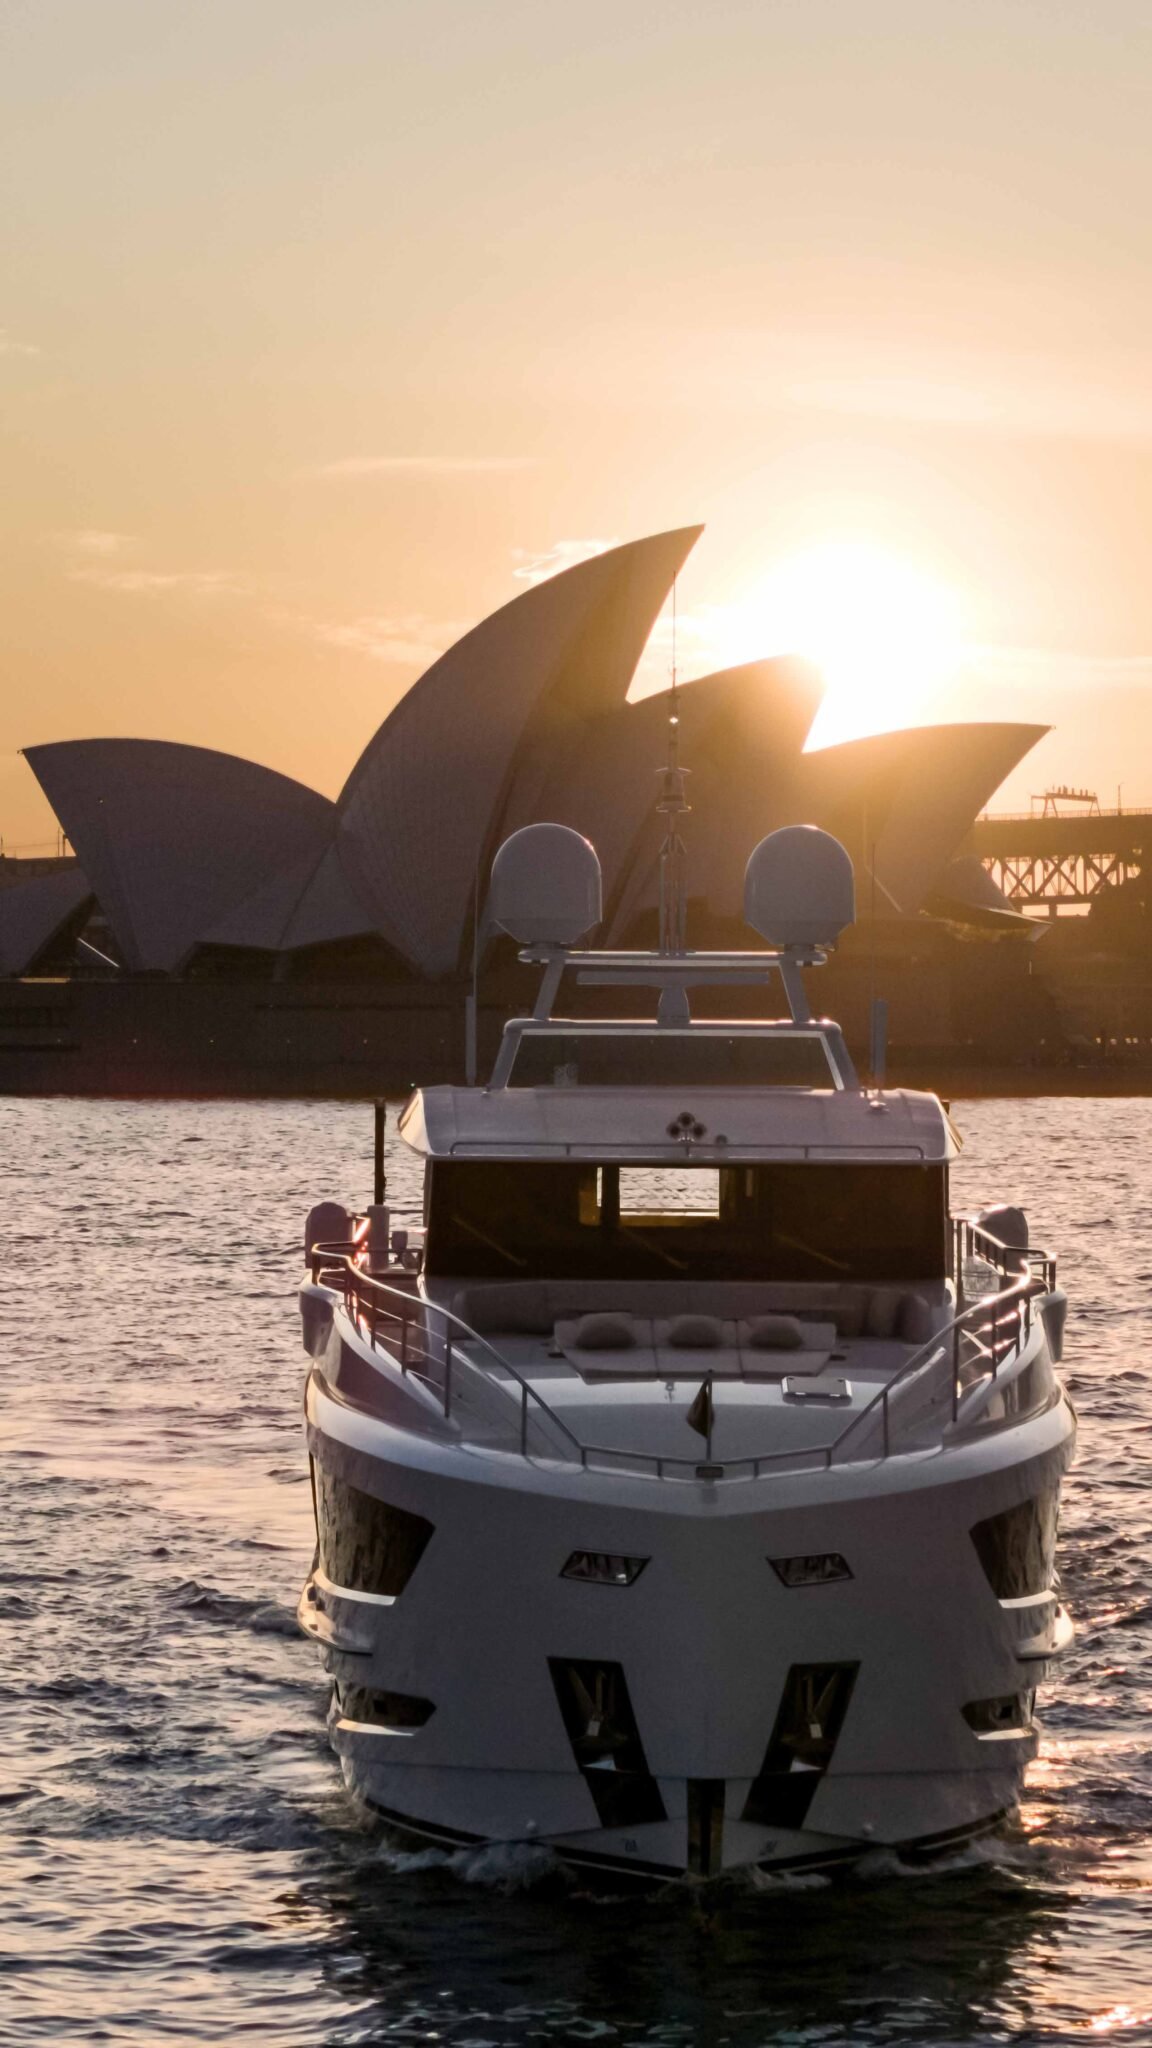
[
  {"x1": 510, "y1": 1031, "x2": 835, "y2": 1089},
  {"x1": 970, "y1": 1492, "x2": 1059, "y2": 1599},
  {"x1": 962, "y1": 1691, "x2": 1035, "y2": 1734},
  {"x1": 426, "y1": 1161, "x2": 946, "y2": 1283},
  {"x1": 333, "y1": 1682, "x2": 435, "y2": 1729},
  {"x1": 313, "y1": 1462, "x2": 434, "y2": 1596}
]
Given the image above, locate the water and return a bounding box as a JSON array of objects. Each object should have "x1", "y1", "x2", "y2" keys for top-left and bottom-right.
[{"x1": 2, "y1": 1096, "x2": 1150, "y2": 2045}]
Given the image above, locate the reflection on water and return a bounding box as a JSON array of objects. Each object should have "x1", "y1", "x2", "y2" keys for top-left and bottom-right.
[{"x1": 1, "y1": 1096, "x2": 1150, "y2": 2045}]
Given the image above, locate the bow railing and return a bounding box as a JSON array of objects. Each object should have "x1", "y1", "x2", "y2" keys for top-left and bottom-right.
[{"x1": 308, "y1": 1216, "x2": 1059, "y2": 1483}]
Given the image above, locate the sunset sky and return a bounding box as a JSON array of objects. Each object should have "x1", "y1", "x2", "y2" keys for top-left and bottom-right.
[{"x1": 6, "y1": 0, "x2": 1152, "y2": 845}]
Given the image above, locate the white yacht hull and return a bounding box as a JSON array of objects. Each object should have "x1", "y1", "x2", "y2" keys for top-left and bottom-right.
[{"x1": 303, "y1": 1351, "x2": 1075, "y2": 1885}]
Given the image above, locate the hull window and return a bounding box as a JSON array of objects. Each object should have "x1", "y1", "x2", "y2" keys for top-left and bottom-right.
[
  {"x1": 560, "y1": 1551, "x2": 649, "y2": 1587},
  {"x1": 549, "y1": 1658, "x2": 667, "y2": 1829},
  {"x1": 742, "y1": 1662, "x2": 859, "y2": 1830},
  {"x1": 768, "y1": 1552, "x2": 853, "y2": 1589},
  {"x1": 970, "y1": 1492, "x2": 1060, "y2": 1600},
  {"x1": 313, "y1": 1461, "x2": 434, "y2": 1597},
  {"x1": 962, "y1": 1690, "x2": 1036, "y2": 1735},
  {"x1": 334, "y1": 1682, "x2": 435, "y2": 1730}
]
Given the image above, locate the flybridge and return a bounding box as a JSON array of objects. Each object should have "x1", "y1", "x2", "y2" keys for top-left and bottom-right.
[
  {"x1": 398, "y1": 818, "x2": 960, "y2": 1160},
  {"x1": 480, "y1": 817, "x2": 861, "y2": 1092}
]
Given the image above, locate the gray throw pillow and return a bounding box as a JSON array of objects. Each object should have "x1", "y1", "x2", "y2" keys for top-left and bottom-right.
[
  {"x1": 575, "y1": 1311, "x2": 636, "y2": 1351},
  {"x1": 666, "y1": 1313, "x2": 724, "y2": 1349},
  {"x1": 745, "y1": 1313, "x2": 805, "y2": 1351},
  {"x1": 898, "y1": 1293, "x2": 935, "y2": 1346},
  {"x1": 864, "y1": 1289, "x2": 904, "y2": 1340}
]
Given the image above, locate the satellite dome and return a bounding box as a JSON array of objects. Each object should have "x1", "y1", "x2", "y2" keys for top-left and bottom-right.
[
  {"x1": 744, "y1": 825, "x2": 855, "y2": 948},
  {"x1": 490, "y1": 824, "x2": 603, "y2": 946}
]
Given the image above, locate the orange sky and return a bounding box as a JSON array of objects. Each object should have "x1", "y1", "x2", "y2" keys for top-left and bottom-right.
[{"x1": 6, "y1": 0, "x2": 1152, "y2": 846}]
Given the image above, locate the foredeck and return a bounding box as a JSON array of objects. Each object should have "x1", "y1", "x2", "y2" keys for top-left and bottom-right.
[{"x1": 306, "y1": 1221, "x2": 1061, "y2": 1483}]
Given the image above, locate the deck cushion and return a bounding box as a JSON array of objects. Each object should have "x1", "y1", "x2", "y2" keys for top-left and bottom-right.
[
  {"x1": 454, "y1": 1283, "x2": 553, "y2": 1335},
  {"x1": 665, "y1": 1313, "x2": 724, "y2": 1349},
  {"x1": 574, "y1": 1311, "x2": 638, "y2": 1351},
  {"x1": 864, "y1": 1288, "x2": 904, "y2": 1340},
  {"x1": 744, "y1": 1313, "x2": 806, "y2": 1351},
  {"x1": 898, "y1": 1292, "x2": 936, "y2": 1346}
]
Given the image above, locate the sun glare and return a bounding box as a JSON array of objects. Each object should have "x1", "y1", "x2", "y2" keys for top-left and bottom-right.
[{"x1": 711, "y1": 541, "x2": 964, "y2": 748}]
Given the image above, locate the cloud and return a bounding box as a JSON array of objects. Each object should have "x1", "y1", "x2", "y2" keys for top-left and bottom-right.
[
  {"x1": 512, "y1": 537, "x2": 619, "y2": 585},
  {"x1": 309, "y1": 454, "x2": 536, "y2": 479},
  {"x1": 54, "y1": 529, "x2": 255, "y2": 599},
  {"x1": 0, "y1": 329, "x2": 40, "y2": 358},
  {"x1": 311, "y1": 614, "x2": 464, "y2": 668},
  {"x1": 61, "y1": 529, "x2": 137, "y2": 557},
  {"x1": 70, "y1": 566, "x2": 255, "y2": 598}
]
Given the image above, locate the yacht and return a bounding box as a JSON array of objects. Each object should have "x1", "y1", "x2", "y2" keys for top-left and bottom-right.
[{"x1": 296, "y1": 799, "x2": 1075, "y2": 1885}]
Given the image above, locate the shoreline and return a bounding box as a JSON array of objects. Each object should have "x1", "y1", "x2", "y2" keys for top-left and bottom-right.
[{"x1": 4, "y1": 1066, "x2": 1152, "y2": 1102}]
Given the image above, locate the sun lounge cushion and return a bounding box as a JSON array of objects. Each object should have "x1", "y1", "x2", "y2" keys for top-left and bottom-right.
[
  {"x1": 454, "y1": 1284, "x2": 553, "y2": 1335},
  {"x1": 573, "y1": 1311, "x2": 637, "y2": 1351},
  {"x1": 744, "y1": 1313, "x2": 806, "y2": 1351}
]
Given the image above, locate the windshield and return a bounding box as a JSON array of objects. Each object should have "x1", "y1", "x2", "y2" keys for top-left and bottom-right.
[
  {"x1": 507, "y1": 1031, "x2": 836, "y2": 1089},
  {"x1": 425, "y1": 1161, "x2": 947, "y2": 1282}
]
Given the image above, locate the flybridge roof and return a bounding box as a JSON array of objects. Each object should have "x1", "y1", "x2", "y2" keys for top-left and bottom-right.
[{"x1": 397, "y1": 1083, "x2": 960, "y2": 1164}]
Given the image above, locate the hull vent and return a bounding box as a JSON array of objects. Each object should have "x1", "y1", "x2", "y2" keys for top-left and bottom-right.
[
  {"x1": 549, "y1": 1658, "x2": 667, "y2": 1829},
  {"x1": 742, "y1": 1662, "x2": 859, "y2": 1829}
]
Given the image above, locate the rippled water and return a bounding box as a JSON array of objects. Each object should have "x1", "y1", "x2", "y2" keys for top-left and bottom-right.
[{"x1": 3, "y1": 1096, "x2": 1151, "y2": 2046}]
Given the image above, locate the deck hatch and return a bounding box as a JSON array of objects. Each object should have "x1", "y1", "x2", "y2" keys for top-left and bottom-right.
[
  {"x1": 312, "y1": 1461, "x2": 434, "y2": 1598},
  {"x1": 742, "y1": 1661, "x2": 859, "y2": 1829},
  {"x1": 970, "y1": 1491, "x2": 1059, "y2": 1600},
  {"x1": 548, "y1": 1658, "x2": 667, "y2": 1829}
]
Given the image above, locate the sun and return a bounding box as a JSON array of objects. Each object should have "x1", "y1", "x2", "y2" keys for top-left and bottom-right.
[{"x1": 709, "y1": 541, "x2": 964, "y2": 748}]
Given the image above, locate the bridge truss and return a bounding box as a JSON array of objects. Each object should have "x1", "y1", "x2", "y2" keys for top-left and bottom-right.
[{"x1": 965, "y1": 808, "x2": 1151, "y2": 914}]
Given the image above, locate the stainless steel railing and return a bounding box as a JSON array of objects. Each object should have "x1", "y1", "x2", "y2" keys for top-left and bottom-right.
[{"x1": 308, "y1": 1215, "x2": 1059, "y2": 1483}]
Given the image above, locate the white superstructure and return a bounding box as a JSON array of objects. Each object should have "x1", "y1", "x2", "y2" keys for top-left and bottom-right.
[{"x1": 296, "y1": 823, "x2": 1075, "y2": 1884}]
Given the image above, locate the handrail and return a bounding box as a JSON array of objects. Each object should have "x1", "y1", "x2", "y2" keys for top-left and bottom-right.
[
  {"x1": 310, "y1": 1246, "x2": 587, "y2": 1463},
  {"x1": 308, "y1": 1211, "x2": 1058, "y2": 1483}
]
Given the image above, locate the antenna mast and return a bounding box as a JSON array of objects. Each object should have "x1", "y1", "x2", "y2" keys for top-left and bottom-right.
[{"x1": 656, "y1": 579, "x2": 691, "y2": 955}]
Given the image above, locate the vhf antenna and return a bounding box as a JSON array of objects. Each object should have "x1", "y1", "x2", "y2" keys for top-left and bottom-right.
[{"x1": 656, "y1": 577, "x2": 691, "y2": 956}]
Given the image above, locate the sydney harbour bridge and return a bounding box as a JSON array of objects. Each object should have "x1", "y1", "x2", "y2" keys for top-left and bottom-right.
[{"x1": 963, "y1": 791, "x2": 1150, "y2": 916}]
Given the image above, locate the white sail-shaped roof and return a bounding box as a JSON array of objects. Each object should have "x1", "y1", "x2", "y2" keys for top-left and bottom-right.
[
  {"x1": 23, "y1": 740, "x2": 335, "y2": 971},
  {"x1": 204, "y1": 841, "x2": 379, "y2": 954},
  {"x1": 0, "y1": 867, "x2": 93, "y2": 974},
  {"x1": 800, "y1": 723, "x2": 1049, "y2": 915},
  {"x1": 335, "y1": 527, "x2": 702, "y2": 975}
]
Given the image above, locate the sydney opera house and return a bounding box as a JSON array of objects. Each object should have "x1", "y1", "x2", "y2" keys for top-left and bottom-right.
[{"x1": 0, "y1": 525, "x2": 1062, "y2": 1094}]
